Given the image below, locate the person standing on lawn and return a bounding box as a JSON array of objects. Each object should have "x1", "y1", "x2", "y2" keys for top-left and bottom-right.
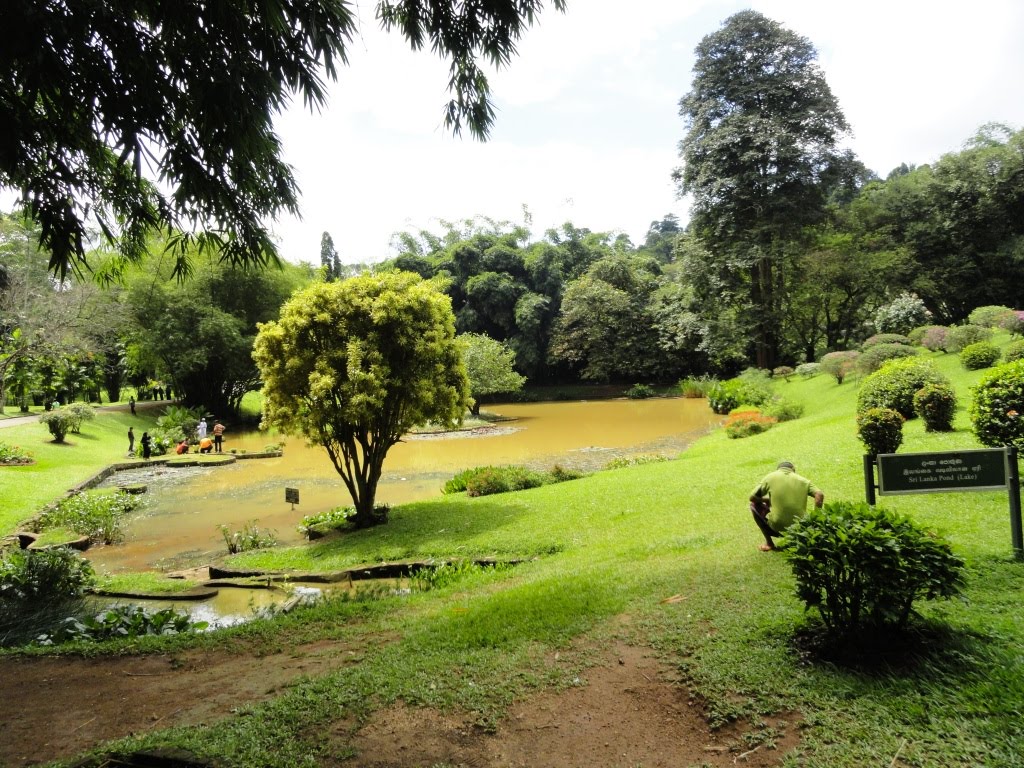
[
  {"x1": 212, "y1": 420, "x2": 225, "y2": 453},
  {"x1": 749, "y1": 461, "x2": 824, "y2": 551}
]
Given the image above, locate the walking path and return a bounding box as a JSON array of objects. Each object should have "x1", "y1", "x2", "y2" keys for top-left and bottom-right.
[{"x1": 0, "y1": 401, "x2": 166, "y2": 429}]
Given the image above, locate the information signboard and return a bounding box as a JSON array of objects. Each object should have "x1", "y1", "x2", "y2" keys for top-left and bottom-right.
[
  {"x1": 285, "y1": 487, "x2": 300, "y2": 505},
  {"x1": 877, "y1": 448, "x2": 1009, "y2": 495}
]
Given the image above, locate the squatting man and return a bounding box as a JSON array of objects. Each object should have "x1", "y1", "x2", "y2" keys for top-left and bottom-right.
[{"x1": 749, "y1": 461, "x2": 824, "y2": 551}]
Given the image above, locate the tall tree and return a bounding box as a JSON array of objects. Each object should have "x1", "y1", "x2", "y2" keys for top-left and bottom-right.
[
  {"x1": 253, "y1": 271, "x2": 469, "y2": 527},
  {"x1": 320, "y1": 232, "x2": 341, "y2": 281},
  {"x1": 1, "y1": 0, "x2": 565, "y2": 279},
  {"x1": 459, "y1": 332, "x2": 526, "y2": 415},
  {"x1": 675, "y1": 10, "x2": 849, "y2": 368}
]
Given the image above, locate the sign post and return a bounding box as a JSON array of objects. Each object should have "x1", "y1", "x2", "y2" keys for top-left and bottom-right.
[
  {"x1": 285, "y1": 487, "x2": 299, "y2": 510},
  {"x1": 869, "y1": 448, "x2": 1023, "y2": 559}
]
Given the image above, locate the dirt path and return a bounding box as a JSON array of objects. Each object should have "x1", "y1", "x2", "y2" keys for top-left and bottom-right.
[{"x1": 0, "y1": 639, "x2": 799, "y2": 767}]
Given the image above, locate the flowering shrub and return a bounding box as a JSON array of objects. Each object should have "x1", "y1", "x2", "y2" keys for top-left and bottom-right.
[
  {"x1": 0, "y1": 441, "x2": 32, "y2": 465},
  {"x1": 919, "y1": 325, "x2": 950, "y2": 352},
  {"x1": 795, "y1": 362, "x2": 820, "y2": 378},
  {"x1": 873, "y1": 293, "x2": 930, "y2": 335},
  {"x1": 723, "y1": 409, "x2": 777, "y2": 439},
  {"x1": 772, "y1": 366, "x2": 794, "y2": 380},
  {"x1": 819, "y1": 350, "x2": 860, "y2": 384}
]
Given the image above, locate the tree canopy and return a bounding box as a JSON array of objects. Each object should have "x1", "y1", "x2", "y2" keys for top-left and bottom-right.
[
  {"x1": 253, "y1": 271, "x2": 469, "y2": 526},
  {"x1": 459, "y1": 332, "x2": 526, "y2": 414},
  {"x1": 0, "y1": 0, "x2": 565, "y2": 280}
]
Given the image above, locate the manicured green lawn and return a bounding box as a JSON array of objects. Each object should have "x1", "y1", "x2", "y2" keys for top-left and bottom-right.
[{"x1": 3, "y1": 341, "x2": 1024, "y2": 766}]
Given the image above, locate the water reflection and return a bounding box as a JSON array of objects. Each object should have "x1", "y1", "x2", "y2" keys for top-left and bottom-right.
[{"x1": 88, "y1": 398, "x2": 717, "y2": 572}]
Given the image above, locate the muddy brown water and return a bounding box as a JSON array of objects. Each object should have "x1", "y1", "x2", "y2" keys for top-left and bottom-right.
[{"x1": 86, "y1": 398, "x2": 718, "y2": 573}]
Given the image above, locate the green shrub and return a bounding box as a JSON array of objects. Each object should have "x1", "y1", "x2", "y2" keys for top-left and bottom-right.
[
  {"x1": 63, "y1": 402, "x2": 96, "y2": 433},
  {"x1": 1005, "y1": 340, "x2": 1024, "y2": 363},
  {"x1": 297, "y1": 507, "x2": 353, "y2": 537},
  {"x1": 999, "y1": 311, "x2": 1024, "y2": 335},
  {"x1": 707, "y1": 374, "x2": 774, "y2": 414},
  {"x1": 862, "y1": 333, "x2": 913, "y2": 349},
  {"x1": 856, "y1": 357, "x2": 949, "y2": 419},
  {"x1": 856, "y1": 343, "x2": 918, "y2": 375},
  {"x1": 723, "y1": 410, "x2": 777, "y2": 439},
  {"x1": 762, "y1": 398, "x2": 804, "y2": 422},
  {"x1": 0, "y1": 548, "x2": 95, "y2": 611},
  {"x1": 968, "y1": 304, "x2": 1015, "y2": 328},
  {"x1": 625, "y1": 383, "x2": 655, "y2": 399},
  {"x1": 913, "y1": 383, "x2": 957, "y2": 432},
  {"x1": 37, "y1": 605, "x2": 208, "y2": 645},
  {"x1": 795, "y1": 362, "x2": 820, "y2": 378},
  {"x1": 38, "y1": 409, "x2": 76, "y2": 442},
  {"x1": 856, "y1": 408, "x2": 904, "y2": 456},
  {"x1": 783, "y1": 502, "x2": 965, "y2": 636},
  {"x1": 970, "y1": 360, "x2": 1024, "y2": 448},
  {"x1": 219, "y1": 521, "x2": 278, "y2": 554},
  {"x1": 465, "y1": 466, "x2": 546, "y2": 497},
  {"x1": 819, "y1": 350, "x2": 860, "y2": 384},
  {"x1": 410, "y1": 560, "x2": 508, "y2": 592},
  {"x1": 772, "y1": 366, "x2": 794, "y2": 380},
  {"x1": 919, "y1": 325, "x2": 950, "y2": 352},
  {"x1": 960, "y1": 341, "x2": 1001, "y2": 370},
  {"x1": 907, "y1": 325, "x2": 932, "y2": 345},
  {"x1": 873, "y1": 292, "x2": 931, "y2": 335},
  {"x1": 945, "y1": 324, "x2": 992, "y2": 353},
  {"x1": 34, "y1": 489, "x2": 142, "y2": 544}
]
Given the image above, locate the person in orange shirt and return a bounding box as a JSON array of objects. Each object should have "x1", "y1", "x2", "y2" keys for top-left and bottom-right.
[
  {"x1": 199, "y1": 437, "x2": 214, "y2": 454},
  {"x1": 212, "y1": 420, "x2": 226, "y2": 453}
]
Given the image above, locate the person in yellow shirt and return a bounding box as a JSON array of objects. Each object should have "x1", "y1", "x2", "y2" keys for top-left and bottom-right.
[
  {"x1": 199, "y1": 436, "x2": 214, "y2": 454},
  {"x1": 749, "y1": 461, "x2": 824, "y2": 551}
]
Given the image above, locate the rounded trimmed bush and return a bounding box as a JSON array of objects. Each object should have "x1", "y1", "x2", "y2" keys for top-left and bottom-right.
[
  {"x1": 795, "y1": 362, "x2": 820, "y2": 378},
  {"x1": 862, "y1": 333, "x2": 913, "y2": 349},
  {"x1": 772, "y1": 365, "x2": 794, "y2": 380},
  {"x1": 913, "y1": 382, "x2": 957, "y2": 432},
  {"x1": 960, "y1": 342, "x2": 1001, "y2": 370},
  {"x1": 946, "y1": 324, "x2": 992, "y2": 353},
  {"x1": 856, "y1": 343, "x2": 918, "y2": 375},
  {"x1": 969, "y1": 360, "x2": 1024, "y2": 448},
  {"x1": 857, "y1": 357, "x2": 949, "y2": 419},
  {"x1": 1004, "y1": 340, "x2": 1024, "y2": 364},
  {"x1": 856, "y1": 407, "x2": 904, "y2": 456}
]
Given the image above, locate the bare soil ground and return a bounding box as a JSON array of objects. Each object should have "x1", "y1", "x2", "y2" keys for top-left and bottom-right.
[{"x1": 0, "y1": 639, "x2": 799, "y2": 768}]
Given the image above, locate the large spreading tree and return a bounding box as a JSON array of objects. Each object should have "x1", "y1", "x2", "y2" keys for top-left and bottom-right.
[
  {"x1": 0, "y1": 0, "x2": 565, "y2": 280},
  {"x1": 253, "y1": 271, "x2": 470, "y2": 527},
  {"x1": 675, "y1": 10, "x2": 849, "y2": 369}
]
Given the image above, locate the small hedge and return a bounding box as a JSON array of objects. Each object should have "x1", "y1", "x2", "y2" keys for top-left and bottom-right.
[
  {"x1": 856, "y1": 407, "x2": 904, "y2": 456},
  {"x1": 443, "y1": 464, "x2": 584, "y2": 496},
  {"x1": 862, "y1": 333, "x2": 913, "y2": 349},
  {"x1": 819, "y1": 350, "x2": 860, "y2": 384},
  {"x1": 960, "y1": 342, "x2": 1001, "y2": 370},
  {"x1": 795, "y1": 362, "x2": 820, "y2": 378},
  {"x1": 783, "y1": 502, "x2": 965, "y2": 637},
  {"x1": 1004, "y1": 340, "x2": 1024, "y2": 364},
  {"x1": 913, "y1": 383, "x2": 957, "y2": 432},
  {"x1": 919, "y1": 325, "x2": 949, "y2": 352}
]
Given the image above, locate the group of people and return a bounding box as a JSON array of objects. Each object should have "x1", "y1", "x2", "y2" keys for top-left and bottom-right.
[{"x1": 127, "y1": 417, "x2": 226, "y2": 459}]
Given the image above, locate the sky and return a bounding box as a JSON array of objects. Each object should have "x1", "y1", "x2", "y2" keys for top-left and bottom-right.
[{"x1": 268, "y1": 0, "x2": 1024, "y2": 266}]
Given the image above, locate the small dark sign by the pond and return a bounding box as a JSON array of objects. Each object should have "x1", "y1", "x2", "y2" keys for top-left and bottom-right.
[
  {"x1": 285, "y1": 487, "x2": 300, "y2": 505},
  {"x1": 878, "y1": 449, "x2": 1009, "y2": 495}
]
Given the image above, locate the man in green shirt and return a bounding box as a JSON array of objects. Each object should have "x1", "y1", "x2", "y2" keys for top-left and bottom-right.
[{"x1": 749, "y1": 461, "x2": 824, "y2": 551}]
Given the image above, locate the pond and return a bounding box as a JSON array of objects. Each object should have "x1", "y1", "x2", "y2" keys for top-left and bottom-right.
[{"x1": 87, "y1": 397, "x2": 718, "y2": 573}]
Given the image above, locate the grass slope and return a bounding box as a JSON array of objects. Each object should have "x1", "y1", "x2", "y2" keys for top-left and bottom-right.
[{"x1": 4, "y1": 343, "x2": 1024, "y2": 766}]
